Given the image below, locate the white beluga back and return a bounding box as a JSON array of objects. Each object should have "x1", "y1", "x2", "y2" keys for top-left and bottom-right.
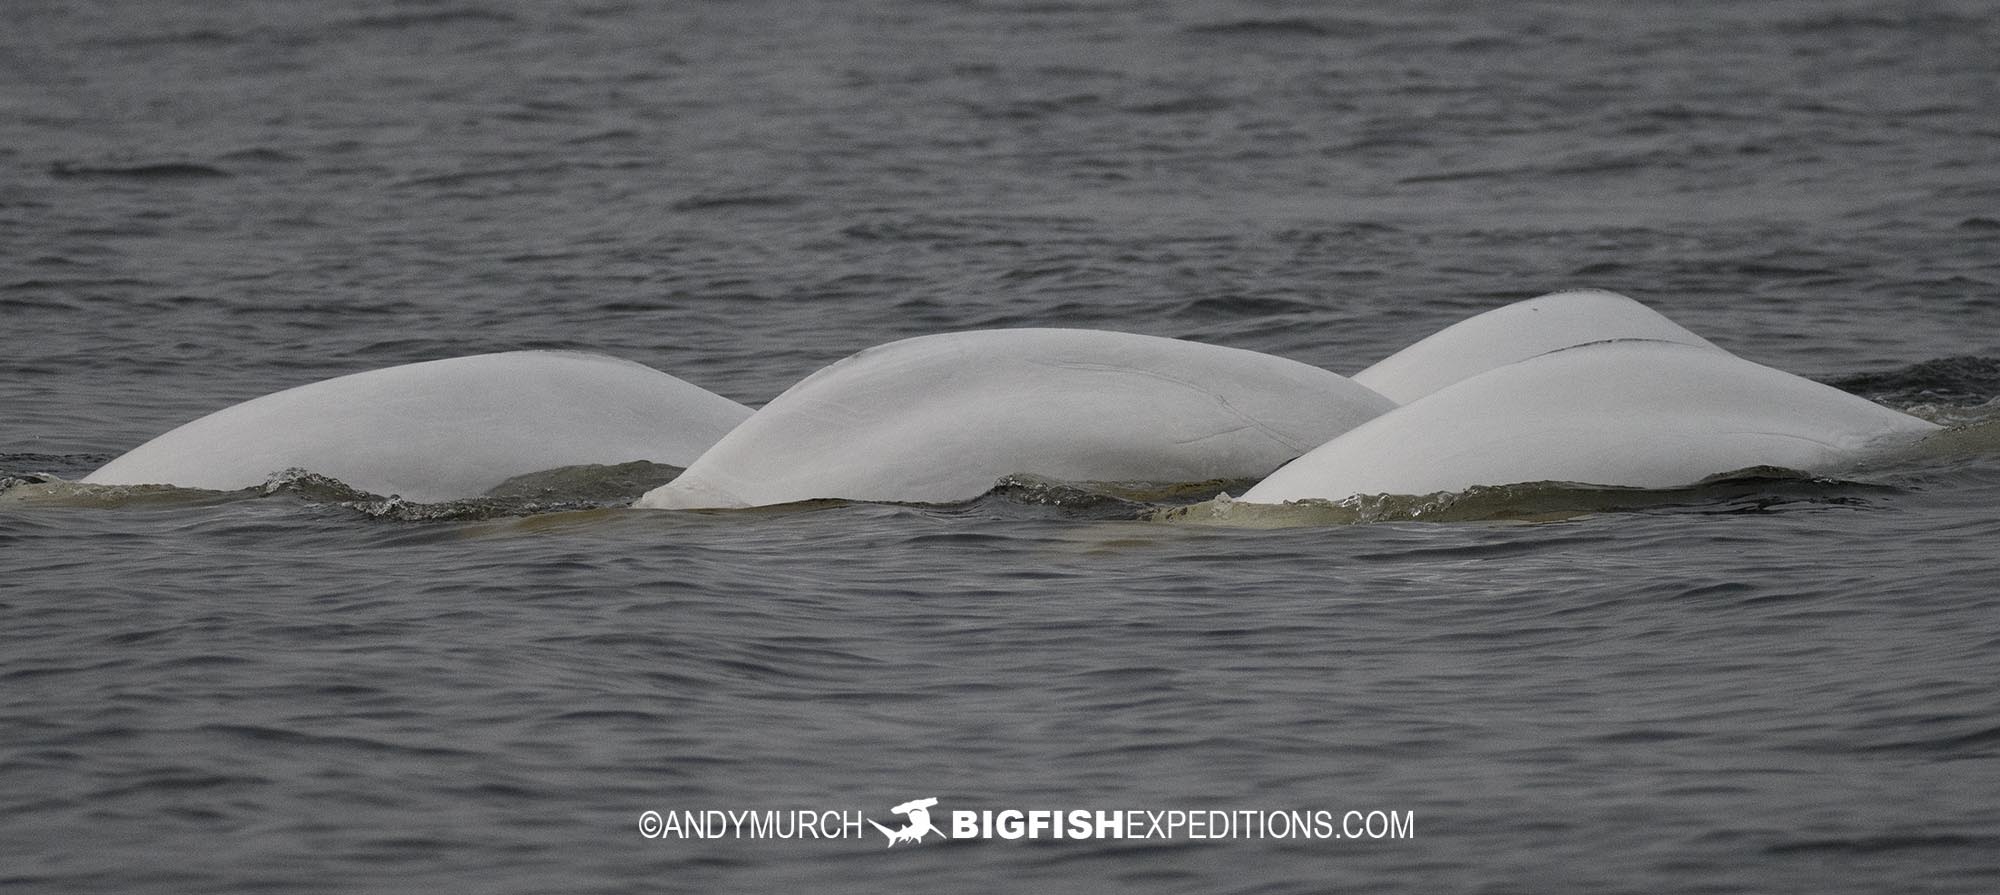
[
  {"x1": 83, "y1": 351, "x2": 752, "y2": 502},
  {"x1": 1241, "y1": 339, "x2": 1940, "y2": 505},
  {"x1": 636, "y1": 328, "x2": 1395, "y2": 509},
  {"x1": 1353, "y1": 289, "x2": 1722, "y2": 403}
]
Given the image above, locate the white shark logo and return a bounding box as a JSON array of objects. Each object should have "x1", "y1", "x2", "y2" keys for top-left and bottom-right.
[{"x1": 867, "y1": 797, "x2": 946, "y2": 847}]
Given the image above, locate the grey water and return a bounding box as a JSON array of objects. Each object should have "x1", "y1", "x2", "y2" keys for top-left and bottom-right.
[{"x1": 5, "y1": 0, "x2": 2000, "y2": 892}]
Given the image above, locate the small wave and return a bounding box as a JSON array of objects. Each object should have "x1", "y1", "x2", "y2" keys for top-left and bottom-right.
[
  {"x1": 977, "y1": 474, "x2": 1249, "y2": 519},
  {"x1": 198, "y1": 723, "x2": 476, "y2": 758},
  {"x1": 1544, "y1": 152, "x2": 1686, "y2": 179},
  {"x1": 48, "y1": 162, "x2": 232, "y2": 181},
  {"x1": 841, "y1": 213, "x2": 1086, "y2": 245},
  {"x1": 92, "y1": 770, "x2": 272, "y2": 799},
  {"x1": 218, "y1": 147, "x2": 298, "y2": 164},
  {"x1": 1446, "y1": 33, "x2": 1520, "y2": 52},
  {"x1": 669, "y1": 193, "x2": 806, "y2": 213},
  {"x1": 1774, "y1": 10, "x2": 1983, "y2": 36},
  {"x1": 656, "y1": 474, "x2": 1249, "y2": 519},
  {"x1": 1766, "y1": 833, "x2": 1999, "y2": 856},
  {"x1": 1120, "y1": 95, "x2": 1233, "y2": 116},
  {"x1": 394, "y1": 163, "x2": 569, "y2": 189},
  {"x1": 1397, "y1": 167, "x2": 1520, "y2": 185},
  {"x1": 963, "y1": 94, "x2": 1102, "y2": 121},
  {"x1": 339, "y1": 7, "x2": 517, "y2": 31},
  {"x1": 1172, "y1": 294, "x2": 1318, "y2": 319},
  {"x1": 1829, "y1": 356, "x2": 2000, "y2": 407},
  {"x1": 93, "y1": 29, "x2": 243, "y2": 49},
  {"x1": 0, "y1": 453, "x2": 110, "y2": 480},
  {"x1": 1904, "y1": 417, "x2": 2000, "y2": 463},
  {"x1": 17, "y1": 457, "x2": 1948, "y2": 527},
  {"x1": 2, "y1": 462, "x2": 681, "y2": 520},
  {"x1": 0, "y1": 478, "x2": 240, "y2": 509},
  {"x1": 257, "y1": 464, "x2": 680, "y2": 521},
  {"x1": 1860, "y1": 721, "x2": 2000, "y2": 756},
  {"x1": 1732, "y1": 260, "x2": 1838, "y2": 279},
  {"x1": 1154, "y1": 469, "x2": 1893, "y2": 528},
  {"x1": 1183, "y1": 18, "x2": 1376, "y2": 39}
]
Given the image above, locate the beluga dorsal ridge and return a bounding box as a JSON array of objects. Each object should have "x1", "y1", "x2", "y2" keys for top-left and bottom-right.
[
  {"x1": 1353, "y1": 289, "x2": 1723, "y2": 404},
  {"x1": 1243, "y1": 339, "x2": 1941, "y2": 505},
  {"x1": 84, "y1": 351, "x2": 751, "y2": 502},
  {"x1": 636, "y1": 328, "x2": 1394, "y2": 509}
]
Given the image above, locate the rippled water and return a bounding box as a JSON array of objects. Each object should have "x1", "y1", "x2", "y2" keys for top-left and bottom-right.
[{"x1": 5, "y1": 1, "x2": 2000, "y2": 892}]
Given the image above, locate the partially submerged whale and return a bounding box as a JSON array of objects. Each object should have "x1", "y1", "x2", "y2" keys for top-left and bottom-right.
[
  {"x1": 1352, "y1": 289, "x2": 1721, "y2": 403},
  {"x1": 68, "y1": 294, "x2": 1949, "y2": 517},
  {"x1": 83, "y1": 351, "x2": 751, "y2": 502},
  {"x1": 636, "y1": 328, "x2": 1395, "y2": 509},
  {"x1": 1240, "y1": 339, "x2": 1941, "y2": 505}
]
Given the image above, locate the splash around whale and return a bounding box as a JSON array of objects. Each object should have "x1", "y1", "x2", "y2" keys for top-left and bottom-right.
[{"x1": 81, "y1": 351, "x2": 750, "y2": 503}]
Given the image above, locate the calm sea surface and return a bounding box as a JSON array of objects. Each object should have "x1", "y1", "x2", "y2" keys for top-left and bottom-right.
[{"x1": 5, "y1": 1, "x2": 1999, "y2": 892}]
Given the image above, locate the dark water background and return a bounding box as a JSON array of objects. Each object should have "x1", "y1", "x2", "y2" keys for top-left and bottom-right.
[{"x1": 5, "y1": 1, "x2": 2000, "y2": 891}]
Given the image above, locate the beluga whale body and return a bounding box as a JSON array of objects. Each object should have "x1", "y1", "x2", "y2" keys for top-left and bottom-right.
[
  {"x1": 83, "y1": 351, "x2": 752, "y2": 502},
  {"x1": 1240, "y1": 338, "x2": 1941, "y2": 506},
  {"x1": 1352, "y1": 289, "x2": 1722, "y2": 403},
  {"x1": 636, "y1": 328, "x2": 1395, "y2": 509}
]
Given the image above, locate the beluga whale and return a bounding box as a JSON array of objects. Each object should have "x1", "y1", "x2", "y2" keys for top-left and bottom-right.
[
  {"x1": 1240, "y1": 338, "x2": 1941, "y2": 506},
  {"x1": 83, "y1": 351, "x2": 752, "y2": 502},
  {"x1": 1352, "y1": 289, "x2": 1722, "y2": 403},
  {"x1": 635, "y1": 328, "x2": 1395, "y2": 509}
]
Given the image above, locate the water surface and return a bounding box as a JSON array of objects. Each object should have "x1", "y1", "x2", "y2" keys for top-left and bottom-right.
[{"x1": 5, "y1": 1, "x2": 1999, "y2": 892}]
